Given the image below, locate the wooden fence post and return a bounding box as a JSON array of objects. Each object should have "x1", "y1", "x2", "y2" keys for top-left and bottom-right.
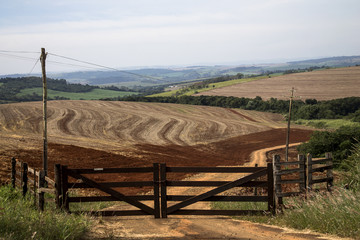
[
  {"x1": 325, "y1": 152, "x2": 334, "y2": 191},
  {"x1": 11, "y1": 157, "x2": 16, "y2": 188},
  {"x1": 298, "y1": 155, "x2": 306, "y2": 194},
  {"x1": 153, "y1": 163, "x2": 161, "y2": 218},
  {"x1": 54, "y1": 164, "x2": 62, "y2": 209},
  {"x1": 33, "y1": 169, "x2": 37, "y2": 207},
  {"x1": 160, "y1": 163, "x2": 167, "y2": 218},
  {"x1": 38, "y1": 170, "x2": 45, "y2": 211},
  {"x1": 20, "y1": 162, "x2": 24, "y2": 191},
  {"x1": 267, "y1": 162, "x2": 275, "y2": 215},
  {"x1": 254, "y1": 164, "x2": 258, "y2": 196},
  {"x1": 22, "y1": 162, "x2": 28, "y2": 197},
  {"x1": 61, "y1": 165, "x2": 69, "y2": 212},
  {"x1": 307, "y1": 154, "x2": 313, "y2": 192},
  {"x1": 273, "y1": 155, "x2": 283, "y2": 205}
]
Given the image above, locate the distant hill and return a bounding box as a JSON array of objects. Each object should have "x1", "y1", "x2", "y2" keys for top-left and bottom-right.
[{"x1": 2, "y1": 55, "x2": 360, "y2": 88}]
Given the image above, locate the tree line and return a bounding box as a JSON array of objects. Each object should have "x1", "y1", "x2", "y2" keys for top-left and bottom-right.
[{"x1": 104, "y1": 95, "x2": 360, "y2": 123}]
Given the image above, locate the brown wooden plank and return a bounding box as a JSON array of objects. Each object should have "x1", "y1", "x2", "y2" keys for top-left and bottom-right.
[
  {"x1": 45, "y1": 176, "x2": 55, "y2": 187},
  {"x1": 160, "y1": 163, "x2": 167, "y2": 218},
  {"x1": 68, "y1": 195, "x2": 155, "y2": 202},
  {"x1": 275, "y1": 161, "x2": 303, "y2": 166},
  {"x1": 311, "y1": 158, "x2": 330, "y2": 164},
  {"x1": 167, "y1": 180, "x2": 267, "y2": 187},
  {"x1": 67, "y1": 169, "x2": 154, "y2": 215},
  {"x1": 71, "y1": 167, "x2": 153, "y2": 174},
  {"x1": 275, "y1": 169, "x2": 304, "y2": 175},
  {"x1": 72, "y1": 210, "x2": 150, "y2": 216},
  {"x1": 167, "y1": 195, "x2": 268, "y2": 202},
  {"x1": 311, "y1": 165, "x2": 333, "y2": 173},
  {"x1": 167, "y1": 168, "x2": 267, "y2": 214},
  {"x1": 153, "y1": 163, "x2": 161, "y2": 219},
  {"x1": 278, "y1": 179, "x2": 303, "y2": 184},
  {"x1": 69, "y1": 181, "x2": 154, "y2": 189},
  {"x1": 168, "y1": 210, "x2": 267, "y2": 216},
  {"x1": 311, "y1": 177, "x2": 333, "y2": 184},
  {"x1": 166, "y1": 166, "x2": 266, "y2": 173}
]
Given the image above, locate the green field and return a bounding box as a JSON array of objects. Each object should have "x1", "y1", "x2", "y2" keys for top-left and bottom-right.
[
  {"x1": 148, "y1": 76, "x2": 267, "y2": 97},
  {"x1": 17, "y1": 88, "x2": 136, "y2": 100}
]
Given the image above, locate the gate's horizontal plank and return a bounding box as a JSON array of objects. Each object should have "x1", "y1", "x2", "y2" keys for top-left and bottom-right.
[
  {"x1": 168, "y1": 209, "x2": 268, "y2": 216},
  {"x1": 166, "y1": 166, "x2": 266, "y2": 173},
  {"x1": 277, "y1": 179, "x2": 303, "y2": 184},
  {"x1": 69, "y1": 167, "x2": 154, "y2": 174},
  {"x1": 311, "y1": 158, "x2": 331, "y2": 164},
  {"x1": 72, "y1": 210, "x2": 151, "y2": 216},
  {"x1": 69, "y1": 195, "x2": 155, "y2": 202},
  {"x1": 311, "y1": 165, "x2": 333, "y2": 173},
  {"x1": 68, "y1": 181, "x2": 153, "y2": 188},
  {"x1": 275, "y1": 161, "x2": 303, "y2": 166},
  {"x1": 275, "y1": 169, "x2": 304, "y2": 175},
  {"x1": 310, "y1": 177, "x2": 333, "y2": 184},
  {"x1": 167, "y1": 195, "x2": 268, "y2": 202},
  {"x1": 167, "y1": 181, "x2": 267, "y2": 187}
]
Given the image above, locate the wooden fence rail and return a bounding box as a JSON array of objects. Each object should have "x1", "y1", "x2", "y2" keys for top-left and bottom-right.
[
  {"x1": 9, "y1": 152, "x2": 333, "y2": 216},
  {"x1": 10, "y1": 158, "x2": 56, "y2": 211},
  {"x1": 273, "y1": 152, "x2": 334, "y2": 205}
]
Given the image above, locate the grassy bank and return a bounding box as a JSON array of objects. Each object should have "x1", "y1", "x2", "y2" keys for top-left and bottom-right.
[
  {"x1": 0, "y1": 186, "x2": 91, "y2": 240},
  {"x1": 212, "y1": 188, "x2": 360, "y2": 239}
]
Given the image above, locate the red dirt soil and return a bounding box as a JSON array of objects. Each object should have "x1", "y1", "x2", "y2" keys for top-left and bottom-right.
[{"x1": 0, "y1": 128, "x2": 313, "y2": 195}]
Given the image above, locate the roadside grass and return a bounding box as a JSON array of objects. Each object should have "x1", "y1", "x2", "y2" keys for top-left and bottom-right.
[
  {"x1": 17, "y1": 87, "x2": 136, "y2": 100},
  {"x1": 148, "y1": 76, "x2": 267, "y2": 97},
  {"x1": 295, "y1": 119, "x2": 360, "y2": 130},
  {"x1": 0, "y1": 185, "x2": 104, "y2": 240},
  {"x1": 212, "y1": 188, "x2": 360, "y2": 239}
]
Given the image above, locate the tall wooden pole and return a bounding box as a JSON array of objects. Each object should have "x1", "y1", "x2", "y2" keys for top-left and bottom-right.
[
  {"x1": 285, "y1": 87, "x2": 295, "y2": 162},
  {"x1": 40, "y1": 48, "x2": 48, "y2": 176}
]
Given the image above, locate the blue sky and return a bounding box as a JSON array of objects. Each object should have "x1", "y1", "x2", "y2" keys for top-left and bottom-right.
[{"x1": 1, "y1": 0, "x2": 360, "y2": 74}]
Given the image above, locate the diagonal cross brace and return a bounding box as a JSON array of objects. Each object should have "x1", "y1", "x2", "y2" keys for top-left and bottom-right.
[
  {"x1": 68, "y1": 170, "x2": 154, "y2": 215},
  {"x1": 167, "y1": 168, "x2": 267, "y2": 214}
]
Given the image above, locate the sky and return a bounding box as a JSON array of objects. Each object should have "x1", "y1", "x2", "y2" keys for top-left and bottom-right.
[{"x1": 0, "y1": 0, "x2": 360, "y2": 75}]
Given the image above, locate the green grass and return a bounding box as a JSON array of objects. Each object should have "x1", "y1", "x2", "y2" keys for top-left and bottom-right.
[
  {"x1": 0, "y1": 185, "x2": 92, "y2": 240},
  {"x1": 295, "y1": 119, "x2": 360, "y2": 130},
  {"x1": 17, "y1": 87, "x2": 136, "y2": 100},
  {"x1": 212, "y1": 188, "x2": 360, "y2": 239},
  {"x1": 148, "y1": 76, "x2": 267, "y2": 97}
]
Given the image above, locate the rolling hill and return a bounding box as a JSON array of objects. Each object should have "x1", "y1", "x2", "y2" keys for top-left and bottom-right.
[{"x1": 195, "y1": 66, "x2": 360, "y2": 100}]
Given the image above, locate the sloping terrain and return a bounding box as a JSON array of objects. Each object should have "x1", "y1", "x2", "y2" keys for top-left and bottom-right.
[
  {"x1": 0, "y1": 100, "x2": 313, "y2": 185},
  {"x1": 0, "y1": 100, "x2": 284, "y2": 151},
  {"x1": 196, "y1": 66, "x2": 360, "y2": 100}
]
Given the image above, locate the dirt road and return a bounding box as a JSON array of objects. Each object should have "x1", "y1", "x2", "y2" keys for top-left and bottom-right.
[{"x1": 84, "y1": 144, "x2": 348, "y2": 240}]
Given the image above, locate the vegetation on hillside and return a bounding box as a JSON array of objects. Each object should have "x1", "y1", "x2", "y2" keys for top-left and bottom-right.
[
  {"x1": 107, "y1": 95, "x2": 360, "y2": 122},
  {"x1": 0, "y1": 77, "x2": 137, "y2": 103}
]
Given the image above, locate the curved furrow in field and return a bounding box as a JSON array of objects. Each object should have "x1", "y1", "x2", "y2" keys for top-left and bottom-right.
[{"x1": 0, "y1": 101, "x2": 288, "y2": 148}]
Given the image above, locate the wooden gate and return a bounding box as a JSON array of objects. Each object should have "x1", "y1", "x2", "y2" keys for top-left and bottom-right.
[
  {"x1": 56, "y1": 163, "x2": 275, "y2": 218},
  {"x1": 159, "y1": 163, "x2": 275, "y2": 218},
  {"x1": 56, "y1": 163, "x2": 161, "y2": 218}
]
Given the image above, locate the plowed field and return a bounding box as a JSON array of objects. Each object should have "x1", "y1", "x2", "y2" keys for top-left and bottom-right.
[
  {"x1": 197, "y1": 66, "x2": 360, "y2": 100},
  {"x1": 0, "y1": 100, "x2": 313, "y2": 186}
]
